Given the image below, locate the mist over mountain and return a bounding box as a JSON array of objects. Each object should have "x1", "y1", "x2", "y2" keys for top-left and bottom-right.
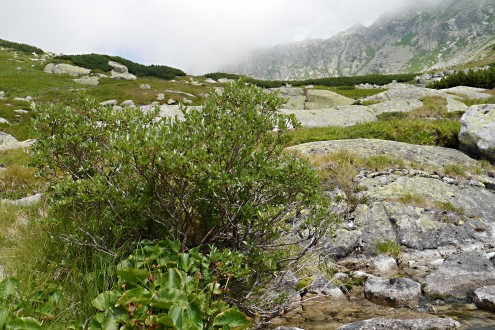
[{"x1": 225, "y1": 0, "x2": 495, "y2": 80}]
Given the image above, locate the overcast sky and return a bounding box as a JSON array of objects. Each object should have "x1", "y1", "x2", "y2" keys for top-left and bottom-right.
[{"x1": 1, "y1": 0, "x2": 429, "y2": 74}]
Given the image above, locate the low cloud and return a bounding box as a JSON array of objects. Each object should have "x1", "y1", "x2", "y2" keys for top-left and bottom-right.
[{"x1": 0, "y1": 0, "x2": 443, "y2": 74}]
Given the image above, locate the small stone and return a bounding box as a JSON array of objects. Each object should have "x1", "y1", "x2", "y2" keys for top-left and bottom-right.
[
  {"x1": 167, "y1": 99, "x2": 177, "y2": 105},
  {"x1": 14, "y1": 110, "x2": 29, "y2": 114},
  {"x1": 121, "y1": 100, "x2": 135, "y2": 108},
  {"x1": 100, "y1": 100, "x2": 118, "y2": 106},
  {"x1": 157, "y1": 93, "x2": 165, "y2": 101},
  {"x1": 0, "y1": 118, "x2": 9, "y2": 124},
  {"x1": 183, "y1": 98, "x2": 193, "y2": 105},
  {"x1": 370, "y1": 255, "x2": 398, "y2": 275},
  {"x1": 140, "y1": 84, "x2": 151, "y2": 90},
  {"x1": 473, "y1": 285, "x2": 495, "y2": 311}
]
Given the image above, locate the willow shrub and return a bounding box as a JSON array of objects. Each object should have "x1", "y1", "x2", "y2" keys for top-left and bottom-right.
[{"x1": 32, "y1": 78, "x2": 335, "y2": 288}]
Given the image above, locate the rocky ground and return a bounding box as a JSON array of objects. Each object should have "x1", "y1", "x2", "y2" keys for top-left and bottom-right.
[{"x1": 266, "y1": 85, "x2": 495, "y2": 329}]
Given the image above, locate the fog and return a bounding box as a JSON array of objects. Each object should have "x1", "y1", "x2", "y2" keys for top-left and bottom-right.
[{"x1": 0, "y1": 0, "x2": 446, "y2": 74}]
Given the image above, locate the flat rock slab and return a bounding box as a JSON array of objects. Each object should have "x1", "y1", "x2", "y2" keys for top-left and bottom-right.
[
  {"x1": 423, "y1": 251, "x2": 495, "y2": 300},
  {"x1": 337, "y1": 317, "x2": 460, "y2": 330},
  {"x1": 473, "y1": 285, "x2": 495, "y2": 311},
  {"x1": 365, "y1": 83, "x2": 455, "y2": 102},
  {"x1": 73, "y1": 76, "x2": 100, "y2": 85},
  {"x1": 280, "y1": 107, "x2": 376, "y2": 127},
  {"x1": 368, "y1": 99, "x2": 423, "y2": 115},
  {"x1": 364, "y1": 277, "x2": 421, "y2": 308},
  {"x1": 442, "y1": 86, "x2": 492, "y2": 100},
  {"x1": 289, "y1": 139, "x2": 478, "y2": 169},
  {"x1": 276, "y1": 87, "x2": 355, "y2": 110},
  {"x1": 359, "y1": 170, "x2": 495, "y2": 220}
]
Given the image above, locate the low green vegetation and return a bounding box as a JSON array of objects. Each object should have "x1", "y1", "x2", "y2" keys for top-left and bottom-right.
[
  {"x1": 91, "y1": 240, "x2": 252, "y2": 329},
  {"x1": 205, "y1": 72, "x2": 418, "y2": 89},
  {"x1": 428, "y1": 65, "x2": 495, "y2": 89},
  {"x1": 0, "y1": 38, "x2": 44, "y2": 55},
  {"x1": 55, "y1": 53, "x2": 186, "y2": 80},
  {"x1": 289, "y1": 118, "x2": 461, "y2": 148},
  {"x1": 372, "y1": 239, "x2": 402, "y2": 259}
]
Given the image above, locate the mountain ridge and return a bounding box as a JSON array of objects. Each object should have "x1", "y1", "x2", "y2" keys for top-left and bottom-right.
[{"x1": 226, "y1": 0, "x2": 495, "y2": 80}]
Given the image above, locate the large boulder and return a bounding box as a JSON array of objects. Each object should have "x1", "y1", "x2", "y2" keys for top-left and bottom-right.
[
  {"x1": 459, "y1": 104, "x2": 495, "y2": 162},
  {"x1": 44, "y1": 63, "x2": 91, "y2": 76},
  {"x1": 109, "y1": 60, "x2": 137, "y2": 80},
  {"x1": 364, "y1": 277, "x2": 421, "y2": 308},
  {"x1": 337, "y1": 317, "x2": 460, "y2": 330}
]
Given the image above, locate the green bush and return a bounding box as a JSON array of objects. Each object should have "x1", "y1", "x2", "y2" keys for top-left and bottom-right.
[
  {"x1": 32, "y1": 79, "x2": 334, "y2": 308},
  {"x1": 204, "y1": 72, "x2": 418, "y2": 89},
  {"x1": 90, "y1": 239, "x2": 252, "y2": 329},
  {"x1": 428, "y1": 66, "x2": 495, "y2": 89},
  {"x1": 0, "y1": 39, "x2": 44, "y2": 54},
  {"x1": 54, "y1": 53, "x2": 186, "y2": 79}
]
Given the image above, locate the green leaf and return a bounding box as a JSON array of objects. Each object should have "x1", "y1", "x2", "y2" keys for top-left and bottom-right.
[
  {"x1": 119, "y1": 288, "x2": 151, "y2": 305},
  {"x1": 213, "y1": 308, "x2": 251, "y2": 329},
  {"x1": 159, "y1": 240, "x2": 181, "y2": 253},
  {"x1": 169, "y1": 301, "x2": 204, "y2": 330},
  {"x1": 117, "y1": 268, "x2": 150, "y2": 287},
  {"x1": 92, "y1": 291, "x2": 121, "y2": 312},
  {"x1": 8, "y1": 317, "x2": 42, "y2": 330},
  {"x1": 0, "y1": 308, "x2": 9, "y2": 327},
  {"x1": 153, "y1": 288, "x2": 187, "y2": 309},
  {"x1": 160, "y1": 268, "x2": 183, "y2": 290},
  {"x1": 0, "y1": 278, "x2": 19, "y2": 300}
]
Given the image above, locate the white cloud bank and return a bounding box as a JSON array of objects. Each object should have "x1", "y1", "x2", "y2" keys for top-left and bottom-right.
[{"x1": 0, "y1": 0, "x2": 439, "y2": 74}]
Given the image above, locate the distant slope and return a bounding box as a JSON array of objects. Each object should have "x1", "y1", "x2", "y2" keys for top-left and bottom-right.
[{"x1": 226, "y1": 0, "x2": 495, "y2": 80}]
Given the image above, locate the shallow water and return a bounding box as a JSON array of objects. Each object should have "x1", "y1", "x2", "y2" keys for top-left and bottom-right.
[{"x1": 268, "y1": 288, "x2": 495, "y2": 329}]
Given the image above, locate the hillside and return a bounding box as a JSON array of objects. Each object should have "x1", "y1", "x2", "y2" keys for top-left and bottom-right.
[
  {"x1": 226, "y1": 0, "x2": 495, "y2": 80},
  {"x1": 1, "y1": 37, "x2": 495, "y2": 329}
]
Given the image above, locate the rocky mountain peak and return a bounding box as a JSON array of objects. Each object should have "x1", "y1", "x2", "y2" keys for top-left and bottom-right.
[{"x1": 226, "y1": 0, "x2": 495, "y2": 80}]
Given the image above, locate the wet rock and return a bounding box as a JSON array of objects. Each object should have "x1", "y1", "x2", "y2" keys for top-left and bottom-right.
[
  {"x1": 369, "y1": 255, "x2": 398, "y2": 275},
  {"x1": 364, "y1": 277, "x2": 421, "y2": 308},
  {"x1": 459, "y1": 104, "x2": 495, "y2": 162},
  {"x1": 337, "y1": 317, "x2": 460, "y2": 329},
  {"x1": 423, "y1": 251, "x2": 495, "y2": 300},
  {"x1": 473, "y1": 285, "x2": 495, "y2": 312},
  {"x1": 307, "y1": 276, "x2": 345, "y2": 298}
]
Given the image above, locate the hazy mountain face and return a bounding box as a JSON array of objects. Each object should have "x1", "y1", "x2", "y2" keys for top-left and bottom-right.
[{"x1": 226, "y1": 0, "x2": 495, "y2": 80}]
